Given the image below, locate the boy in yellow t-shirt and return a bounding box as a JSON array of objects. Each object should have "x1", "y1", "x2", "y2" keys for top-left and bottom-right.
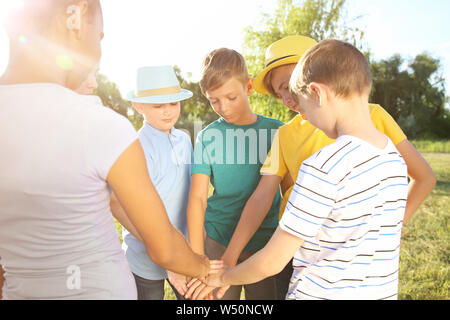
[
  {"x1": 205, "y1": 36, "x2": 436, "y2": 301},
  {"x1": 265, "y1": 104, "x2": 407, "y2": 219}
]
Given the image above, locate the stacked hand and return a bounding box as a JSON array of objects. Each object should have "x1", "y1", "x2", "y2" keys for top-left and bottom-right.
[{"x1": 183, "y1": 260, "x2": 230, "y2": 300}]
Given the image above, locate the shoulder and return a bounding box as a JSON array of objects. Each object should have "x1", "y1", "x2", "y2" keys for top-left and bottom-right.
[
  {"x1": 369, "y1": 103, "x2": 391, "y2": 120},
  {"x1": 303, "y1": 136, "x2": 360, "y2": 176}
]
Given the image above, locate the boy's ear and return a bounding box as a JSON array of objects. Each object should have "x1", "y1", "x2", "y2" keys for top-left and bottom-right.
[
  {"x1": 245, "y1": 78, "x2": 254, "y2": 96},
  {"x1": 131, "y1": 102, "x2": 144, "y2": 115},
  {"x1": 309, "y1": 82, "x2": 326, "y2": 105}
]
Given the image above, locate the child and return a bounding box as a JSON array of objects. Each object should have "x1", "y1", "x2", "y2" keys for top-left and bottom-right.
[
  {"x1": 119, "y1": 65, "x2": 195, "y2": 300},
  {"x1": 186, "y1": 48, "x2": 283, "y2": 300},
  {"x1": 218, "y1": 35, "x2": 436, "y2": 300},
  {"x1": 206, "y1": 39, "x2": 410, "y2": 300}
]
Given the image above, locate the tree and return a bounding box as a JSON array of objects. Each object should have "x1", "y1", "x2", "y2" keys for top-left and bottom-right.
[
  {"x1": 242, "y1": 0, "x2": 364, "y2": 122},
  {"x1": 370, "y1": 53, "x2": 450, "y2": 139},
  {"x1": 174, "y1": 66, "x2": 218, "y2": 143},
  {"x1": 94, "y1": 73, "x2": 143, "y2": 130}
]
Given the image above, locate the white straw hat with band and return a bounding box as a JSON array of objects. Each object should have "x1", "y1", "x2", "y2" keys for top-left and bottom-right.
[{"x1": 126, "y1": 65, "x2": 193, "y2": 104}]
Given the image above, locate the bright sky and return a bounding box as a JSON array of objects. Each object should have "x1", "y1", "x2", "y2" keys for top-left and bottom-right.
[{"x1": 0, "y1": 0, "x2": 449, "y2": 102}]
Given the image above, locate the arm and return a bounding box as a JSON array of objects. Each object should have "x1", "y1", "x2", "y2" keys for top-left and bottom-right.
[
  {"x1": 110, "y1": 191, "x2": 143, "y2": 242},
  {"x1": 187, "y1": 173, "x2": 210, "y2": 255},
  {"x1": 280, "y1": 172, "x2": 294, "y2": 196},
  {"x1": 221, "y1": 174, "x2": 283, "y2": 267},
  {"x1": 209, "y1": 227, "x2": 303, "y2": 287},
  {"x1": 107, "y1": 140, "x2": 209, "y2": 279},
  {"x1": 395, "y1": 140, "x2": 436, "y2": 224},
  {"x1": 187, "y1": 174, "x2": 282, "y2": 300}
]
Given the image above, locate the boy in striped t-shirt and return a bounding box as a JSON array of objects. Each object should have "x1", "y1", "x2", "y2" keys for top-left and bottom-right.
[{"x1": 205, "y1": 39, "x2": 409, "y2": 300}]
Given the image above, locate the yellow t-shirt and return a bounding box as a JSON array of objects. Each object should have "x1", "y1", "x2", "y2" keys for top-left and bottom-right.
[{"x1": 261, "y1": 104, "x2": 408, "y2": 220}]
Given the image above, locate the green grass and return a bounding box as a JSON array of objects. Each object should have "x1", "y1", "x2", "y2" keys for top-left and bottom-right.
[
  {"x1": 411, "y1": 140, "x2": 450, "y2": 153},
  {"x1": 398, "y1": 153, "x2": 449, "y2": 300},
  {"x1": 117, "y1": 153, "x2": 450, "y2": 300}
]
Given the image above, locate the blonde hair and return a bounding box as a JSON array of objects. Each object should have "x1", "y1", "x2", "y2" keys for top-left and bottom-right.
[
  {"x1": 199, "y1": 48, "x2": 249, "y2": 94},
  {"x1": 290, "y1": 39, "x2": 372, "y2": 100}
]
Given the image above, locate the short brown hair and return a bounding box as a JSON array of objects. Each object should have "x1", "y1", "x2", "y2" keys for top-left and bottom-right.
[
  {"x1": 290, "y1": 39, "x2": 372, "y2": 100},
  {"x1": 199, "y1": 48, "x2": 249, "y2": 94}
]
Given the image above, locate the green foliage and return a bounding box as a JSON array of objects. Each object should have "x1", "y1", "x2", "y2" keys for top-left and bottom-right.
[
  {"x1": 242, "y1": 0, "x2": 365, "y2": 122},
  {"x1": 94, "y1": 73, "x2": 143, "y2": 130},
  {"x1": 370, "y1": 53, "x2": 450, "y2": 139},
  {"x1": 173, "y1": 66, "x2": 218, "y2": 143}
]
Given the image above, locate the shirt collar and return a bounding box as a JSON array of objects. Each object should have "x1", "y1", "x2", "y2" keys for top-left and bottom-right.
[{"x1": 142, "y1": 121, "x2": 180, "y2": 138}]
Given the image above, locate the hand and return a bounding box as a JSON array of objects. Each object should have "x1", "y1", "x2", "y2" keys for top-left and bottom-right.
[
  {"x1": 205, "y1": 267, "x2": 228, "y2": 288},
  {"x1": 167, "y1": 271, "x2": 188, "y2": 297},
  {"x1": 185, "y1": 278, "x2": 214, "y2": 300},
  {"x1": 184, "y1": 259, "x2": 223, "y2": 300}
]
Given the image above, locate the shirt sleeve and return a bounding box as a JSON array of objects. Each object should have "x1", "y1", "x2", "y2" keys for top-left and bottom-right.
[
  {"x1": 370, "y1": 104, "x2": 407, "y2": 145},
  {"x1": 260, "y1": 130, "x2": 288, "y2": 178},
  {"x1": 192, "y1": 131, "x2": 212, "y2": 177},
  {"x1": 85, "y1": 106, "x2": 138, "y2": 181},
  {"x1": 279, "y1": 160, "x2": 337, "y2": 241}
]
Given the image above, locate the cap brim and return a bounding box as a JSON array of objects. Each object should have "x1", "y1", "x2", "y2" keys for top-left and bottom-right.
[
  {"x1": 253, "y1": 55, "x2": 301, "y2": 95},
  {"x1": 126, "y1": 89, "x2": 193, "y2": 104}
]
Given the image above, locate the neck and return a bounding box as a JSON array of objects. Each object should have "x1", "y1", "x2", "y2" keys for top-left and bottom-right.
[
  {"x1": 1, "y1": 55, "x2": 66, "y2": 87},
  {"x1": 0, "y1": 37, "x2": 68, "y2": 87},
  {"x1": 335, "y1": 96, "x2": 387, "y2": 148},
  {"x1": 229, "y1": 108, "x2": 258, "y2": 126}
]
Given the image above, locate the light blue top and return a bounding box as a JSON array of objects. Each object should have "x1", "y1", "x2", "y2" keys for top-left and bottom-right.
[{"x1": 122, "y1": 121, "x2": 192, "y2": 280}]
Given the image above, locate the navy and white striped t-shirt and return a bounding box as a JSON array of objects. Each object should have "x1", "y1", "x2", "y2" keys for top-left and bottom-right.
[{"x1": 279, "y1": 135, "x2": 408, "y2": 300}]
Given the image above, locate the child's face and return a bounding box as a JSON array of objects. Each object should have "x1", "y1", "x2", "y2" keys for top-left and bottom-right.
[
  {"x1": 205, "y1": 77, "x2": 252, "y2": 125},
  {"x1": 270, "y1": 64, "x2": 304, "y2": 114},
  {"x1": 133, "y1": 101, "x2": 181, "y2": 134}
]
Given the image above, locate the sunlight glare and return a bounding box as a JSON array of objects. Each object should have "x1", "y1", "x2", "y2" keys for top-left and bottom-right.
[
  {"x1": 0, "y1": 0, "x2": 25, "y2": 24},
  {"x1": 0, "y1": 26, "x2": 9, "y2": 77}
]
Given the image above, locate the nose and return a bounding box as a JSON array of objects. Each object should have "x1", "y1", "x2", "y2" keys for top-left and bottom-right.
[{"x1": 163, "y1": 105, "x2": 172, "y2": 116}]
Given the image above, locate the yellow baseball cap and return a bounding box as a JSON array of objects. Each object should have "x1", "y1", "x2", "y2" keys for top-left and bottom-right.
[{"x1": 254, "y1": 35, "x2": 318, "y2": 95}]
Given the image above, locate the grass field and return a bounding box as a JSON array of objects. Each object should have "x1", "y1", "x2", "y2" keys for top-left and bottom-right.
[
  {"x1": 411, "y1": 140, "x2": 450, "y2": 154},
  {"x1": 117, "y1": 152, "x2": 449, "y2": 300}
]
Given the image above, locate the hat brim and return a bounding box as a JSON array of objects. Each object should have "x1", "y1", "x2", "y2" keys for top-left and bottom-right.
[
  {"x1": 126, "y1": 89, "x2": 193, "y2": 104},
  {"x1": 253, "y1": 55, "x2": 301, "y2": 95}
]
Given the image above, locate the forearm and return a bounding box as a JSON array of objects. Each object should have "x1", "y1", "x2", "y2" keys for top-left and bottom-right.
[
  {"x1": 110, "y1": 192, "x2": 143, "y2": 242},
  {"x1": 187, "y1": 197, "x2": 207, "y2": 255},
  {"x1": 395, "y1": 140, "x2": 436, "y2": 225},
  {"x1": 222, "y1": 248, "x2": 273, "y2": 286},
  {"x1": 222, "y1": 175, "x2": 282, "y2": 267},
  {"x1": 161, "y1": 228, "x2": 210, "y2": 279},
  {"x1": 222, "y1": 195, "x2": 274, "y2": 267},
  {"x1": 404, "y1": 175, "x2": 436, "y2": 224},
  {"x1": 222, "y1": 227, "x2": 298, "y2": 286}
]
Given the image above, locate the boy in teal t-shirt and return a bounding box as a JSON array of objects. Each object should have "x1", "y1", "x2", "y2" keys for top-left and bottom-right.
[{"x1": 186, "y1": 48, "x2": 283, "y2": 300}]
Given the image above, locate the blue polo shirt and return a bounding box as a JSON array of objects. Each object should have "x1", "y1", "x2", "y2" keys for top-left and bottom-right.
[{"x1": 122, "y1": 121, "x2": 192, "y2": 280}]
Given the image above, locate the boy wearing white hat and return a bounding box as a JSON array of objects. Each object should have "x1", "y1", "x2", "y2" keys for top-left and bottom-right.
[{"x1": 117, "y1": 65, "x2": 194, "y2": 300}]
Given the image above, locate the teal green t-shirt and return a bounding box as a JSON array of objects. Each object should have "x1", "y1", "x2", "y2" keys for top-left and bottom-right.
[{"x1": 192, "y1": 114, "x2": 283, "y2": 252}]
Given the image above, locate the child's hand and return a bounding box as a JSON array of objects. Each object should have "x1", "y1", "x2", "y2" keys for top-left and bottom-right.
[{"x1": 167, "y1": 271, "x2": 188, "y2": 297}]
